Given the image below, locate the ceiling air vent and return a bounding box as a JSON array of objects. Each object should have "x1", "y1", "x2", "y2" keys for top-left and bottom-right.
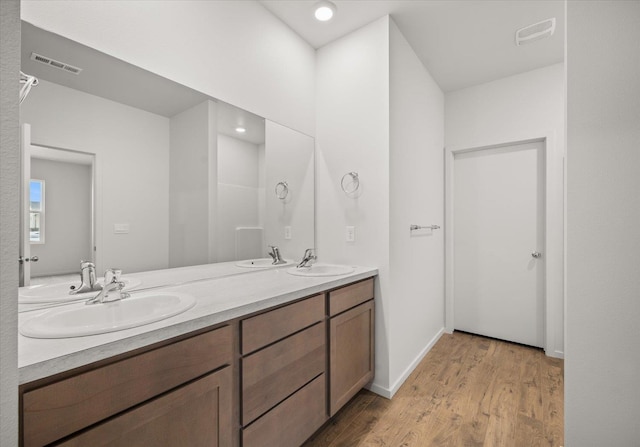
[
  {"x1": 30, "y1": 52, "x2": 83, "y2": 75},
  {"x1": 515, "y1": 18, "x2": 556, "y2": 46}
]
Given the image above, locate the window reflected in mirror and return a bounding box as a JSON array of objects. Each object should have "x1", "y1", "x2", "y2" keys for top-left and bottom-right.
[{"x1": 29, "y1": 179, "x2": 44, "y2": 244}]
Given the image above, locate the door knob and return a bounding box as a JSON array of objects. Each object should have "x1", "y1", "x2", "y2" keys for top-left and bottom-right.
[
  {"x1": 531, "y1": 252, "x2": 542, "y2": 259},
  {"x1": 18, "y1": 256, "x2": 39, "y2": 264}
]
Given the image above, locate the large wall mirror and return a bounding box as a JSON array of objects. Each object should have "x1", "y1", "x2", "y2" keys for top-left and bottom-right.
[{"x1": 19, "y1": 22, "x2": 315, "y2": 286}]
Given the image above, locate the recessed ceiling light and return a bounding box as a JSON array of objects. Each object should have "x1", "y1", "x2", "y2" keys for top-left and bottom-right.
[
  {"x1": 235, "y1": 127, "x2": 246, "y2": 133},
  {"x1": 314, "y1": 1, "x2": 336, "y2": 22}
]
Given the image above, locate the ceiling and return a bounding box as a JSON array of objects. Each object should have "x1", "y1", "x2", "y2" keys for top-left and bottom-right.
[
  {"x1": 21, "y1": 1, "x2": 565, "y2": 122},
  {"x1": 260, "y1": 0, "x2": 565, "y2": 92}
]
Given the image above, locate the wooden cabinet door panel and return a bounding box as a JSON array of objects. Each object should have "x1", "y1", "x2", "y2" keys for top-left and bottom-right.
[
  {"x1": 242, "y1": 322, "x2": 326, "y2": 425},
  {"x1": 330, "y1": 300, "x2": 374, "y2": 416},
  {"x1": 23, "y1": 326, "x2": 232, "y2": 447},
  {"x1": 242, "y1": 374, "x2": 326, "y2": 447},
  {"x1": 57, "y1": 367, "x2": 232, "y2": 447}
]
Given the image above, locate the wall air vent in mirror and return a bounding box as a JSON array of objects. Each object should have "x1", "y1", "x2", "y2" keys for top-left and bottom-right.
[
  {"x1": 515, "y1": 18, "x2": 556, "y2": 46},
  {"x1": 30, "y1": 52, "x2": 83, "y2": 75}
]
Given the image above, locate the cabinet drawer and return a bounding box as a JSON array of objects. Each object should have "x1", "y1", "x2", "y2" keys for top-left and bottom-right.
[
  {"x1": 57, "y1": 367, "x2": 232, "y2": 447},
  {"x1": 243, "y1": 374, "x2": 327, "y2": 447},
  {"x1": 242, "y1": 294, "x2": 324, "y2": 354},
  {"x1": 242, "y1": 322, "x2": 326, "y2": 425},
  {"x1": 329, "y1": 278, "x2": 374, "y2": 316},
  {"x1": 23, "y1": 325, "x2": 232, "y2": 447}
]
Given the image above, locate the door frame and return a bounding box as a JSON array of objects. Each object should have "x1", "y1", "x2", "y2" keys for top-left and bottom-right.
[
  {"x1": 21, "y1": 124, "x2": 98, "y2": 283},
  {"x1": 444, "y1": 131, "x2": 564, "y2": 358}
]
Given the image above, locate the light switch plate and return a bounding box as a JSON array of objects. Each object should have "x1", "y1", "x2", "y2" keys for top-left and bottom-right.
[
  {"x1": 284, "y1": 226, "x2": 292, "y2": 240},
  {"x1": 346, "y1": 226, "x2": 355, "y2": 242}
]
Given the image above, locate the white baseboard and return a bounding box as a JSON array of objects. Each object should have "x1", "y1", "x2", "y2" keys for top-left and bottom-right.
[
  {"x1": 547, "y1": 349, "x2": 564, "y2": 359},
  {"x1": 366, "y1": 381, "x2": 393, "y2": 399},
  {"x1": 366, "y1": 327, "x2": 445, "y2": 399}
]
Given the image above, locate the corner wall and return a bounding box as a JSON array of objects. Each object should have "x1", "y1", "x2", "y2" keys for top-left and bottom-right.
[
  {"x1": 316, "y1": 16, "x2": 446, "y2": 397},
  {"x1": 388, "y1": 19, "x2": 445, "y2": 392},
  {"x1": 316, "y1": 16, "x2": 392, "y2": 391},
  {"x1": 0, "y1": 0, "x2": 20, "y2": 443},
  {"x1": 169, "y1": 100, "x2": 217, "y2": 268},
  {"x1": 566, "y1": 1, "x2": 640, "y2": 444}
]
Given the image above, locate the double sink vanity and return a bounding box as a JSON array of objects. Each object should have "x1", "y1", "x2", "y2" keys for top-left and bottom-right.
[
  {"x1": 18, "y1": 18, "x2": 374, "y2": 447},
  {"x1": 18, "y1": 261, "x2": 377, "y2": 446}
]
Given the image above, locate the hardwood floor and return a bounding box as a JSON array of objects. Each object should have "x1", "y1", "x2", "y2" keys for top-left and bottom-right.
[{"x1": 305, "y1": 331, "x2": 564, "y2": 447}]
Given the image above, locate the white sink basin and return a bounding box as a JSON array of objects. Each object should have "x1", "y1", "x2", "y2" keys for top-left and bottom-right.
[
  {"x1": 236, "y1": 258, "x2": 293, "y2": 268},
  {"x1": 20, "y1": 292, "x2": 196, "y2": 339},
  {"x1": 19, "y1": 277, "x2": 142, "y2": 304},
  {"x1": 287, "y1": 264, "x2": 355, "y2": 277}
]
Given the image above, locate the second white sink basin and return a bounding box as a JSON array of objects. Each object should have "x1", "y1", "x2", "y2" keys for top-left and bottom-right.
[
  {"x1": 236, "y1": 258, "x2": 293, "y2": 268},
  {"x1": 287, "y1": 264, "x2": 355, "y2": 277},
  {"x1": 20, "y1": 292, "x2": 196, "y2": 339}
]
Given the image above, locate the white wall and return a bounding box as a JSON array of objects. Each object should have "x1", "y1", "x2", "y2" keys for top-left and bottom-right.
[
  {"x1": 388, "y1": 20, "x2": 445, "y2": 391},
  {"x1": 20, "y1": 79, "x2": 170, "y2": 274},
  {"x1": 566, "y1": 1, "x2": 640, "y2": 444},
  {"x1": 21, "y1": 0, "x2": 316, "y2": 137},
  {"x1": 264, "y1": 121, "x2": 315, "y2": 262},
  {"x1": 169, "y1": 100, "x2": 217, "y2": 267},
  {"x1": 445, "y1": 63, "x2": 565, "y2": 149},
  {"x1": 445, "y1": 63, "x2": 565, "y2": 357},
  {"x1": 317, "y1": 16, "x2": 446, "y2": 397},
  {"x1": 0, "y1": 0, "x2": 19, "y2": 443},
  {"x1": 316, "y1": 16, "x2": 391, "y2": 392},
  {"x1": 217, "y1": 133, "x2": 261, "y2": 262},
  {"x1": 30, "y1": 159, "x2": 92, "y2": 276}
]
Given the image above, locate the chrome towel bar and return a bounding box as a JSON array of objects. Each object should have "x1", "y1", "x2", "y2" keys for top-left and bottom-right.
[{"x1": 409, "y1": 224, "x2": 440, "y2": 231}]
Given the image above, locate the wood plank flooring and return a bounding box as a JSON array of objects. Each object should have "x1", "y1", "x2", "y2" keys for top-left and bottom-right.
[{"x1": 304, "y1": 331, "x2": 564, "y2": 447}]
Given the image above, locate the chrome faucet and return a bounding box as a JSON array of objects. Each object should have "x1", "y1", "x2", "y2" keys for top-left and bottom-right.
[
  {"x1": 70, "y1": 260, "x2": 102, "y2": 294},
  {"x1": 267, "y1": 245, "x2": 286, "y2": 265},
  {"x1": 297, "y1": 248, "x2": 317, "y2": 268},
  {"x1": 86, "y1": 268, "x2": 130, "y2": 305}
]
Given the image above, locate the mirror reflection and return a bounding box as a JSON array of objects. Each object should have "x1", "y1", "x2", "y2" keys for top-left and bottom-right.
[{"x1": 19, "y1": 22, "x2": 314, "y2": 290}]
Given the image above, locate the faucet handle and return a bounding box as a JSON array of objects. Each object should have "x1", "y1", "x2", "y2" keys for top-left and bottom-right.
[
  {"x1": 104, "y1": 268, "x2": 122, "y2": 284},
  {"x1": 303, "y1": 248, "x2": 315, "y2": 258}
]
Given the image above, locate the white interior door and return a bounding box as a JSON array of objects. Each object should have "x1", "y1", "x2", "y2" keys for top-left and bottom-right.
[{"x1": 453, "y1": 141, "x2": 544, "y2": 347}]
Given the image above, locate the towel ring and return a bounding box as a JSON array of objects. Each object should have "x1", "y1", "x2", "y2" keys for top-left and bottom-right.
[
  {"x1": 275, "y1": 181, "x2": 289, "y2": 200},
  {"x1": 341, "y1": 172, "x2": 360, "y2": 195}
]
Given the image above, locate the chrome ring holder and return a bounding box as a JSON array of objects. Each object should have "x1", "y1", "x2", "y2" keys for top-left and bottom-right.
[
  {"x1": 341, "y1": 172, "x2": 360, "y2": 195},
  {"x1": 275, "y1": 181, "x2": 289, "y2": 200}
]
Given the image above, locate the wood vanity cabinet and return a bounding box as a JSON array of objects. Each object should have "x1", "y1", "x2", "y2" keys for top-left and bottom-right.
[
  {"x1": 328, "y1": 278, "x2": 375, "y2": 416},
  {"x1": 20, "y1": 276, "x2": 376, "y2": 447},
  {"x1": 241, "y1": 294, "x2": 327, "y2": 447},
  {"x1": 240, "y1": 278, "x2": 375, "y2": 445},
  {"x1": 20, "y1": 325, "x2": 233, "y2": 447}
]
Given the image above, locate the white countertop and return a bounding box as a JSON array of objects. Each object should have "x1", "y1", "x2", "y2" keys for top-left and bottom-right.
[{"x1": 18, "y1": 263, "x2": 377, "y2": 384}]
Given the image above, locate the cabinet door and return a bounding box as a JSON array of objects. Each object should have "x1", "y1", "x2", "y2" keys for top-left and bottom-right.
[
  {"x1": 329, "y1": 300, "x2": 374, "y2": 416},
  {"x1": 57, "y1": 367, "x2": 232, "y2": 447},
  {"x1": 23, "y1": 326, "x2": 232, "y2": 447}
]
